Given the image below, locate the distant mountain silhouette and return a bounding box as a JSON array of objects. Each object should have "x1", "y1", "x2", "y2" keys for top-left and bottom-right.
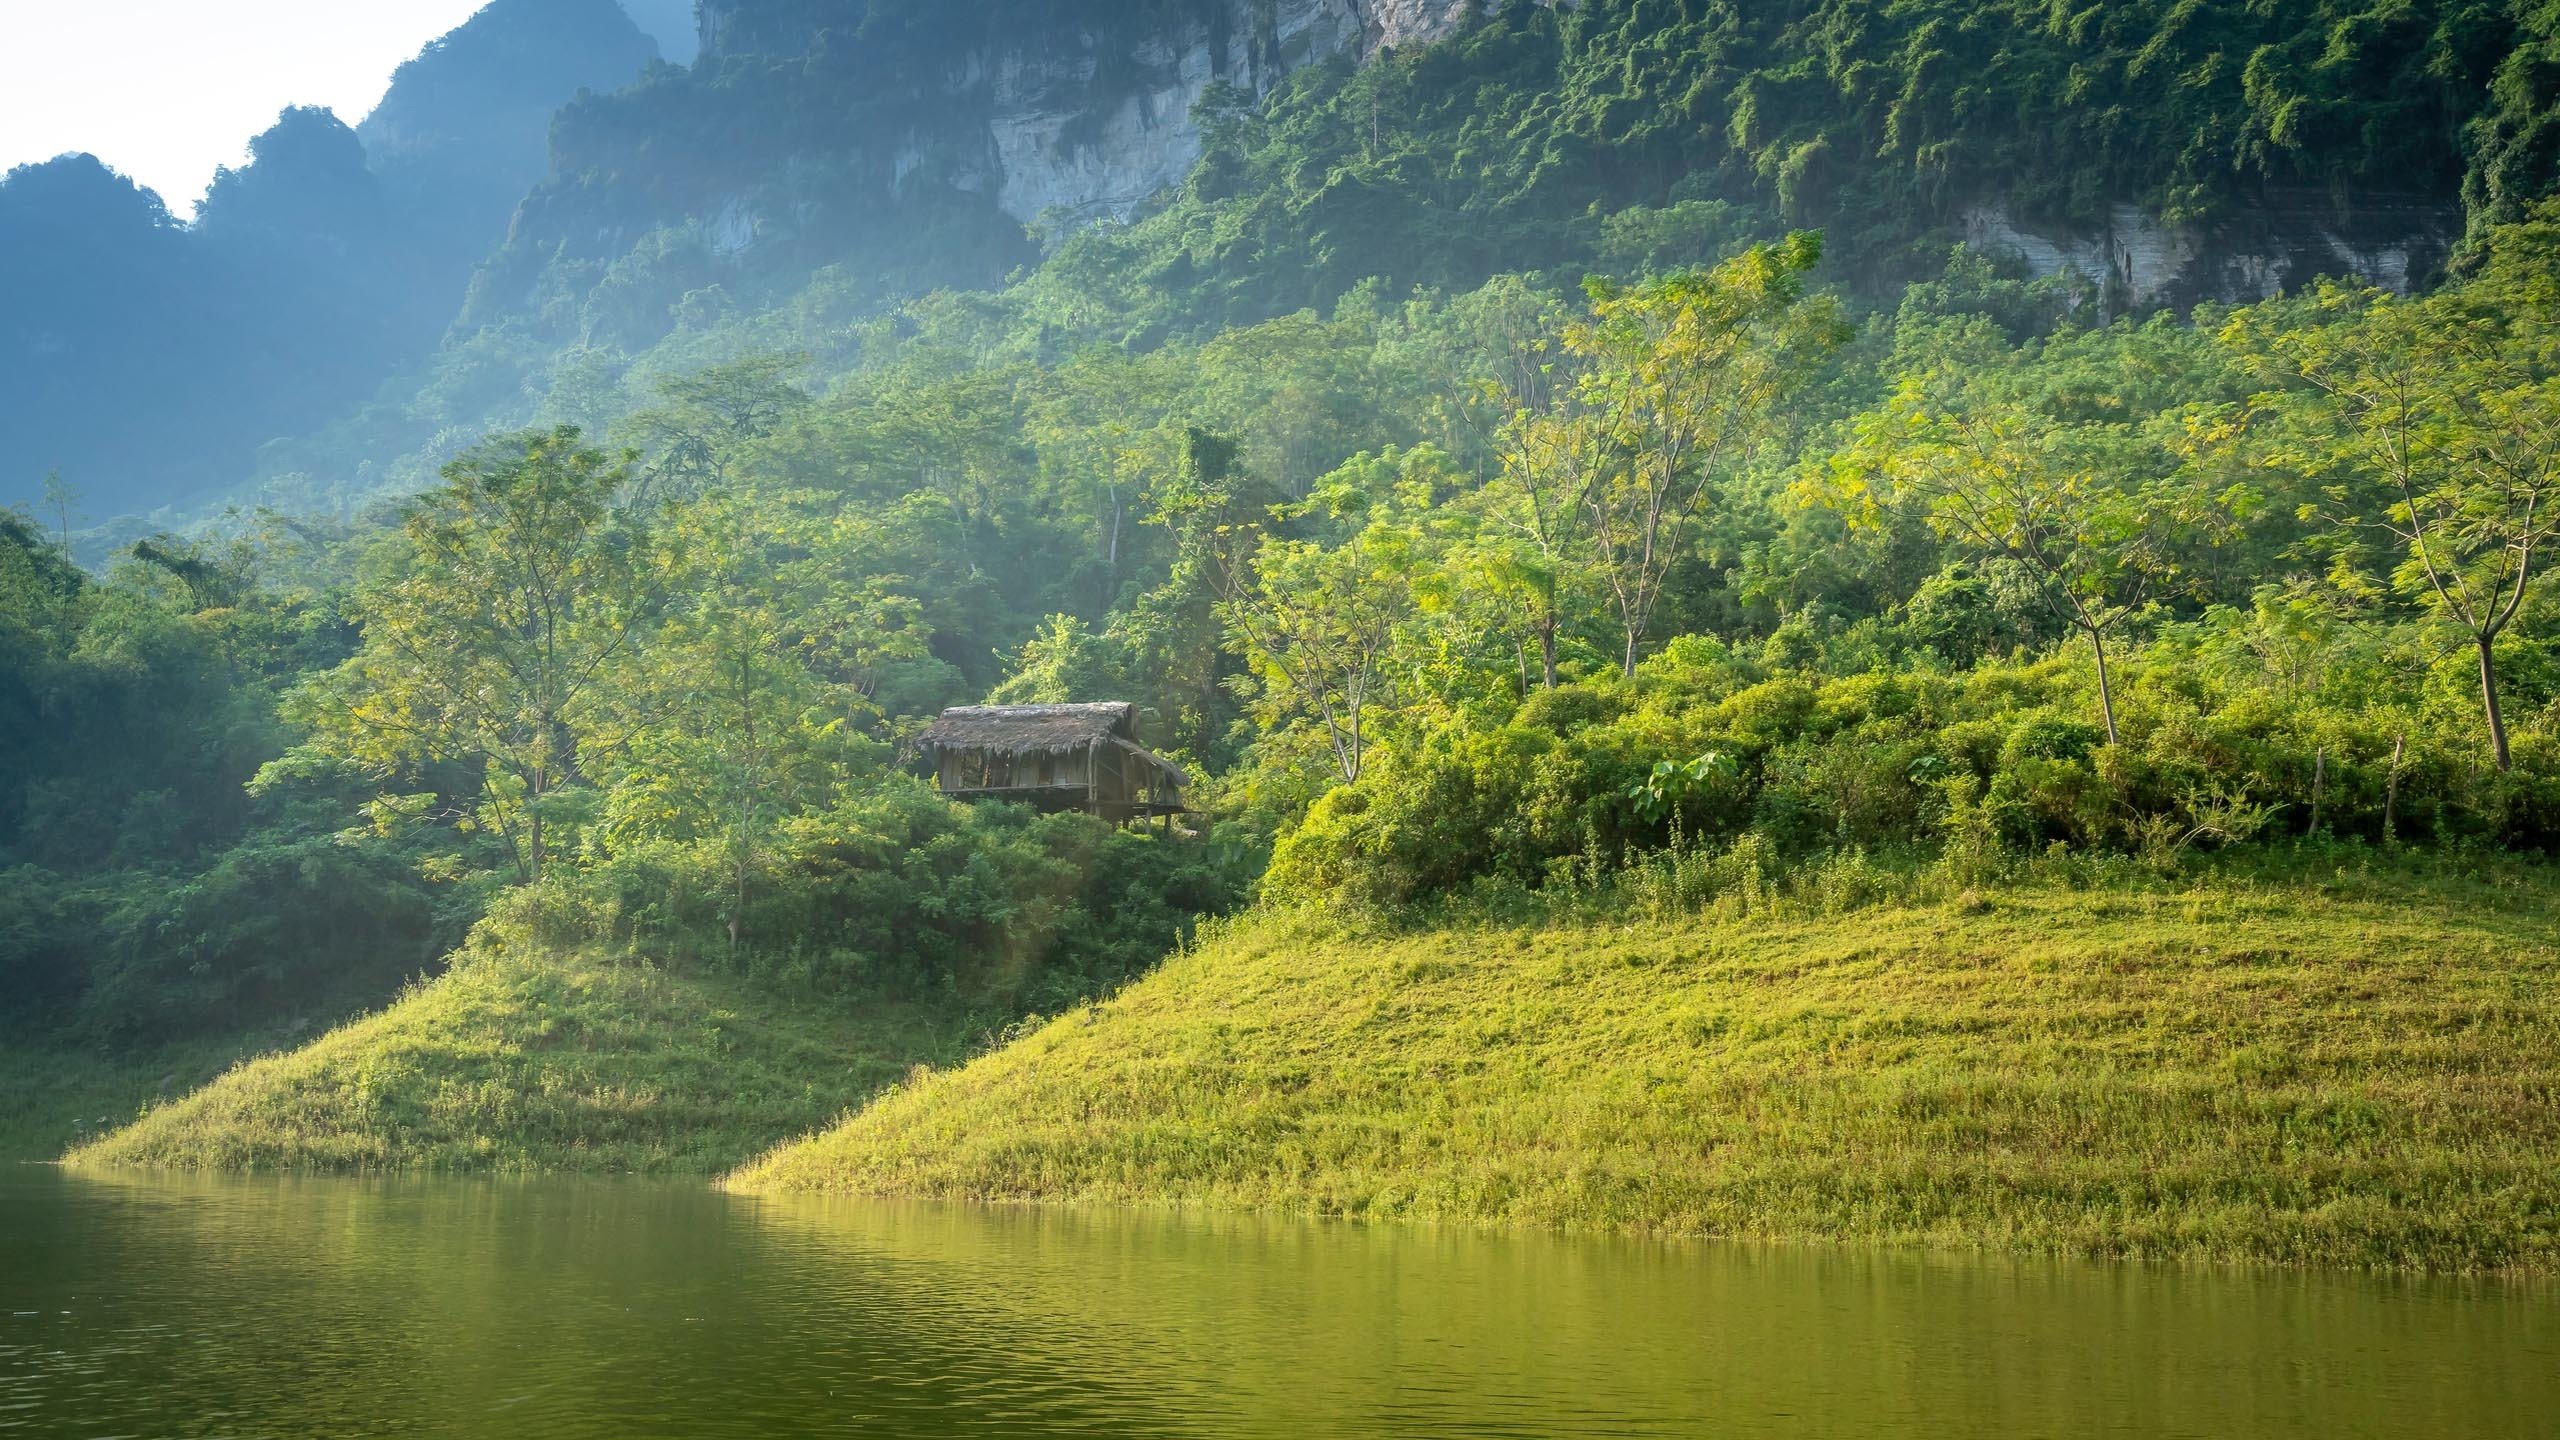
[{"x1": 0, "y1": 0, "x2": 660, "y2": 516}]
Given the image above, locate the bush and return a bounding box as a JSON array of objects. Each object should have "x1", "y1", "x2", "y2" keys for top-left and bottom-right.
[
  {"x1": 508, "y1": 779, "x2": 1259, "y2": 1014},
  {"x1": 1262, "y1": 638, "x2": 2560, "y2": 908}
]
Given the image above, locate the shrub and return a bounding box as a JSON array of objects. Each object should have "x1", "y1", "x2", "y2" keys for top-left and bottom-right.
[{"x1": 1261, "y1": 637, "x2": 2560, "y2": 908}]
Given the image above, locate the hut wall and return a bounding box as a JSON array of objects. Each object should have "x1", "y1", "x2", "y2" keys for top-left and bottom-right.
[{"x1": 937, "y1": 745, "x2": 1100, "y2": 794}]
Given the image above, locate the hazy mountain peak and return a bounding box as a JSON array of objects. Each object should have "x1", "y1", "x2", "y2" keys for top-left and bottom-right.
[
  {"x1": 359, "y1": 0, "x2": 660, "y2": 168},
  {"x1": 620, "y1": 0, "x2": 701, "y2": 65},
  {"x1": 194, "y1": 106, "x2": 376, "y2": 240}
]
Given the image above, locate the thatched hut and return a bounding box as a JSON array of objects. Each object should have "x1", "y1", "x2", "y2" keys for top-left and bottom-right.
[{"x1": 915, "y1": 702, "x2": 1191, "y2": 823}]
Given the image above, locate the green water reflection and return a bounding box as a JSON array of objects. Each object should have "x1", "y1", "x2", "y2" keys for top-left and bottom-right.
[{"x1": 0, "y1": 1170, "x2": 2549, "y2": 1436}]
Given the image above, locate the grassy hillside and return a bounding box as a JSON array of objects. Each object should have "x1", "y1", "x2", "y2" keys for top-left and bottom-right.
[
  {"x1": 68, "y1": 950, "x2": 947, "y2": 1175},
  {"x1": 732, "y1": 866, "x2": 2560, "y2": 1272}
]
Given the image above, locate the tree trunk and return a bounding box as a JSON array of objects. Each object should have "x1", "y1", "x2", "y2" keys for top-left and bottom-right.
[
  {"x1": 2384, "y1": 733, "x2": 2405, "y2": 841},
  {"x1": 2480, "y1": 635, "x2": 2513, "y2": 773},
  {"x1": 1538, "y1": 612, "x2": 1560, "y2": 691},
  {"x1": 526, "y1": 792, "x2": 544, "y2": 885},
  {"x1": 2089, "y1": 626, "x2": 2120, "y2": 747}
]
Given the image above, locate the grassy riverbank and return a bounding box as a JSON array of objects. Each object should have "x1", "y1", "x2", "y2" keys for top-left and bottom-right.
[
  {"x1": 731, "y1": 863, "x2": 2560, "y2": 1272},
  {"x1": 68, "y1": 950, "x2": 949, "y2": 1175}
]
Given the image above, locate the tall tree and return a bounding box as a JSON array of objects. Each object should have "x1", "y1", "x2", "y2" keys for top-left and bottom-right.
[
  {"x1": 1835, "y1": 379, "x2": 2199, "y2": 745},
  {"x1": 2238, "y1": 282, "x2": 2560, "y2": 771},
  {"x1": 601, "y1": 486, "x2": 897, "y2": 951},
  {"x1": 280, "y1": 428, "x2": 643, "y2": 881},
  {"x1": 1567, "y1": 235, "x2": 1843, "y2": 675},
  {"x1": 625, "y1": 354, "x2": 813, "y2": 502},
  {"x1": 1482, "y1": 388, "x2": 1603, "y2": 690},
  {"x1": 1218, "y1": 451, "x2": 1447, "y2": 786}
]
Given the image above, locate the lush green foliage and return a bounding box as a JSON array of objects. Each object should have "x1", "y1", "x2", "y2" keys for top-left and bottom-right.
[
  {"x1": 25, "y1": 0, "x2": 2560, "y2": 1210},
  {"x1": 22, "y1": 212, "x2": 2560, "y2": 1066},
  {"x1": 1017, "y1": 0, "x2": 2505, "y2": 338},
  {"x1": 0, "y1": 512, "x2": 470, "y2": 1042},
  {"x1": 229, "y1": 0, "x2": 2546, "y2": 525},
  {"x1": 1266, "y1": 638, "x2": 2558, "y2": 912}
]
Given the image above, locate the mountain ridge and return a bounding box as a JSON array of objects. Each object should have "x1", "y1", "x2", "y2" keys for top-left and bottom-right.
[
  {"x1": 0, "y1": 0, "x2": 662, "y2": 515},
  {"x1": 19, "y1": 0, "x2": 2560, "y2": 523}
]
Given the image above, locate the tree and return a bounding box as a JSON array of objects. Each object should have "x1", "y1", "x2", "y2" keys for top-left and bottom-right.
[
  {"x1": 2238, "y1": 283, "x2": 2560, "y2": 771},
  {"x1": 1836, "y1": 379, "x2": 2198, "y2": 745},
  {"x1": 40, "y1": 471, "x2": 80, "y2": 553},
  {"x1": 1481, "y1": 389, "x2": 1604, "y2": 690},
  {"x1": 625, "y1": 354, "x2": 812, "y2": 502},
  {"x1": 1566, "y1": 234, "x2": 1843, "y2": 675},
  {"x1": 1219, "y1": 451, "x2": 1447, "y2": 786},
  {"x1": 599, "y1": 483, "x2": 912, "y2": 952},
  {"x1": 991, "y1": 614, "x2": 1130, "y2": 705},
  {"x1": 279, "y1": 428, "x2": 644, "y2": 882}
]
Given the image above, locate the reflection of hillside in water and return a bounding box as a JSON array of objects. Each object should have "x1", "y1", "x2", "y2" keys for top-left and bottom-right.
[
  {"x1": 14, "y1": 1172, "x2": 2556, "y2": 1439},
  {"x1": 737, "y1": 1191, "x2": 2552, "y2": 1438},
  {"x1": 27, "y1": 1173, "x2": 1170, "y2": 1437}
]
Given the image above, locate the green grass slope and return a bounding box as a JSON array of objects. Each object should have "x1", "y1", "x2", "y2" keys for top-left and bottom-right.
[
  {"x1": 68, "y1": 952, "x2": 938, "y2": 1174},
  {"x1": 732, "y1": 872, "x2": 2560, "y2": 1271}
]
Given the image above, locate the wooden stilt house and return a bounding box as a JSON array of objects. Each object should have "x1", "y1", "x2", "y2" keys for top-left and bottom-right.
[{"x1": 915, "y1": 702, "x2": 1191, "y2": 823}]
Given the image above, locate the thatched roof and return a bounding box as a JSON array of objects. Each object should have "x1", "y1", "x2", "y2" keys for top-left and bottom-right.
[{"x1": 916, "y1": 702, "x2": 1138, "y2": 757}]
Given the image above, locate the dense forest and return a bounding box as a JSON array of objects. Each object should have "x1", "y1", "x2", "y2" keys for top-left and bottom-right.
[
  {"x1": 211, "y1": 0, "x2": 2560, "y2": 527},
  {"x1": 8, "y1": 0, "x2": 2560, "y2": 1172}
]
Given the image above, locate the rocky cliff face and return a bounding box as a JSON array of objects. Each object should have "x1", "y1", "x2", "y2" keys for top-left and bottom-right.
[
  {"x1": 488, "y1": 0, "x2": 2454, "y2": 350},
  {"x1": 679, "y1": 0, "x2": 1514, "y2": 229},
  {"x1": 1963, "y1": 191, "x2": 2462, "y2": 308},
  {"x1": 984, "y1": 0, "x2": 1358, "y2": 227}
]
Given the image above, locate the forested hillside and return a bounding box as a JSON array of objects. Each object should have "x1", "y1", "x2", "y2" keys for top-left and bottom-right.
[
  {"x1": 13, "y1": 0, "x2": 2560, "y2": 1222},
  {"x1": 234, "y1": 0, "x2": 2556, "y2": 521}
]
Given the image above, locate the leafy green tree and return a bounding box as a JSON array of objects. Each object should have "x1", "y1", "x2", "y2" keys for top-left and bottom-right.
[
  {"x1": 1480, "y1": 389, "x2": 1605, "y2": 690},
  {"x1": 39, "y1": 471, "x2": 80, "y2": 553},
  {"x1": 1221, "y1": 451, "x2": 1450, "y2": 786},
  {"x1": 602, "y1": 489, "x2": 852, "y2": 949},
  {"x1": 279, "y1": 429, "x2": 644, "y2": 881},
  {"x1": 625, "y1": 354, "x2": 813, "y2": 501},
  {"x1": 2238, "y1": 282, "x2": 2560, "y2": 771},
  {"x1": 1567, "y1": 235, "x2": 1844, "y2": 675},
  {"x1": 1833, "y1": 379, "x2": 2201, "y2": 745},
  {"x1": 991, "y1": 615, "x2": 1130, "y2": 706}
]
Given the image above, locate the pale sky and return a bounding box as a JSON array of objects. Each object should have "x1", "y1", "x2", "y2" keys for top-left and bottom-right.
[{"x1": 0, "y1": 1, "x2": 500, "y2": 218}]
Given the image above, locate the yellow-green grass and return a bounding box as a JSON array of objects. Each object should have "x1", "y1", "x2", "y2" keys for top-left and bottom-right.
[
  {"x1": 733, "y1": 873, "x2": 2560, "y2": 1272},
  {"x1": 69, "y1": 952, "x2": 939, "y2": 1174}
]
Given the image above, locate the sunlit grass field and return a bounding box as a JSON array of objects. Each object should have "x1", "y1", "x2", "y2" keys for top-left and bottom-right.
[
  {"x1": 732, "y1": 862, "x2": 2560, "y2": 1272},
  {"x1": 68, "y1": 950, "x2": 942, "y2": 1175}
]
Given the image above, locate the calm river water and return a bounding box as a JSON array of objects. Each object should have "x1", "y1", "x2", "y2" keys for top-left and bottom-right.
[{"x1": 0, "y1": 1169, "x2": 2551, "y2": 1437}]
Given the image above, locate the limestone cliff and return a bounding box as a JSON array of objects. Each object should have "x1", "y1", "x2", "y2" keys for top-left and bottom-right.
[
  {"x1": 477, "y1": 0, "x2": 2458, "y2": 347},
  {"x1": 1962, "y1": 192, "x2": 2461, "y2": 309},
  {"x1": 473, "y1": 1, "x2": 1359, "y2": 332},
  {"x1": 675, "y1": 0, "x2": 1507, "y2": 231}
]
